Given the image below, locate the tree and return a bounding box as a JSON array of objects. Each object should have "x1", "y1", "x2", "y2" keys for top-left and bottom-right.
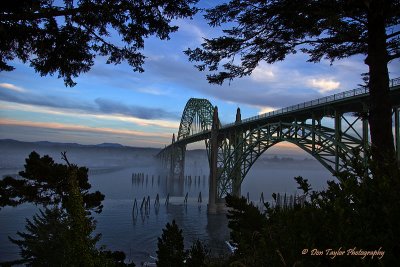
[
  {"x1": 225, "y1": 195, "x2": 269, "y2": 267},
  {"x1": 6, "y1": 152, "x2": 134, "y2": 266},
  {"x1": 185, "y1": 0, "x2": 400, "y2": 166},
  {"x1": 156, "y1": 220, "x2": 186, "y2": 267},
  {"x1": 9, "y1": 208, "x2": 72, "y2": 266},
  {"x1": 0, "y1": 0, "x2": 198, "y2": 86},
  {"x1": 0, "y1": 151, "x2": 104, "y2": 214},
  {"x1": 224, "y1": 157, "x2": 400, "y2": 266},
  {"x1": 186, "y1": 239, "x2": 207, "y2": 267}
]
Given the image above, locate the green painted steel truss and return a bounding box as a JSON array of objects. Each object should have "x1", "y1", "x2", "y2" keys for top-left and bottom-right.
[
  {"x1": 214, "y1": 113, "x2": 370, "y2": 199},
  {"x1": 158, "y1": 79, "x2": 400, "y2": 202},
  {"x1": 177, "y1": 98, "x2": 215, "y2": 140},
  {"x1": 159, "y1": 98, "x2": 218, "y2": 178}
]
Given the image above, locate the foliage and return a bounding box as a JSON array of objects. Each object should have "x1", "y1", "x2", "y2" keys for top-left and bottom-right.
[
  {"x1": 156, "y1": 220, "x2": 186, "y2": 267},
  {"x1": 9, "y1": 207, "x2": 73, "y2": 266},
  {"x1": 156, "y1": 220, "x2": 211, "y2": 267},
  {"x1": 225, "y1": 159, "x2": 400, "y2": 266},
  {"x1": 225, "y1": 195, "x2": 268, "y2": 267},
  {"x1": 1, "y1": 152, "x2": 134, "y2": 266},
  {"x1": 9, "y1": 206, "x2": 102, "y2": 266},
  {"x1": 185, "y1": 0, "x2": 399, "y2": 164},
  {"x1": 0, "y1": 0, "x2": 198, "y2": 86},
  {"x1": 0, "y1": 151, "x2": 104, "y2": 214},
  {"x1": 186, "y1": 239, "x2": 207, "y2": 267},
  {"x1": 186, "y1": 0, "x2": 399, "y2": 84}
]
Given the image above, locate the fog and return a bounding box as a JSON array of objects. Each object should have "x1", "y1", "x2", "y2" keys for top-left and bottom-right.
[{"x1": 0, "y1": 139, "x2": 333, "y2": 264}]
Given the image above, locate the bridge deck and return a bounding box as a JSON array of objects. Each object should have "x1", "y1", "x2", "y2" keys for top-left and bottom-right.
[
  {"x1": 223, "y1": 78, "x2": 400, "y2": 131},
  {"x1": 165, "y1": 78, "x2": 400, "y2": 148}
]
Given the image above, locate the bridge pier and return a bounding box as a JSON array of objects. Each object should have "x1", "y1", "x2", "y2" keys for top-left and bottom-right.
[
  {"x1": 169, "y1": 134, "x2": 176, "y2": 179},
  {"x1": 335, "y1": 110, "x2": 342, "y2": 173},
  {"x1": 232, "y1": 107, "x2": 242, "y2": 197},
  {"x1": 362, "y1": 104, "x2": 369, "y2": 171},
  {"x1": 395, "y1": 107, "x2": 400, "y2": 162},
  {"x1": 208, "y1": 106, "x2": 219, "y2": 214}
]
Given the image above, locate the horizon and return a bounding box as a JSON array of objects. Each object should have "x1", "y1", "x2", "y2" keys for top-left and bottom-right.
[{"x1": 0, "y1": 138, "x2": 311, "y2": 158}]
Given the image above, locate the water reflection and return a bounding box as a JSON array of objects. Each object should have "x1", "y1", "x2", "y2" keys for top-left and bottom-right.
[
  {"x1": 89, "y1": 167, "x2": 229, "y2": 265},
  {"x1": 0, "y1": 143, "x2": 332, "y2": 265}
]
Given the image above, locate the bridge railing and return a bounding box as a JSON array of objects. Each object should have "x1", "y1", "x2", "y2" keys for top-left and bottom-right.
[
  {"x1": 224, "y1": 77, "x2": 400, "y2": 128},
  {"x1": 172, "y1": 77, "x2": 400, "y2": 141}
]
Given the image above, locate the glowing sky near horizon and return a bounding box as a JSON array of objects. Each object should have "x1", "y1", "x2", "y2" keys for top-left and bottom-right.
[{"x1": 0, "y1": 2, "x2": 399, "y2": 151}]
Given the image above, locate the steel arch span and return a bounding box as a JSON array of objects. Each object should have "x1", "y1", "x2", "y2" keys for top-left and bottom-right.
[
  {"x1": 157, "y1": 78, "x2": 400, "y2": 212},
  {"x1": 163, "y1": 98, "x2": 219, "y2": 179},
  {"x1": 215, "y1": 119, "x2": 368, "y2": 199},
  {"x1": 177, "y1": 98, "x2": 215, "y2": 140}
]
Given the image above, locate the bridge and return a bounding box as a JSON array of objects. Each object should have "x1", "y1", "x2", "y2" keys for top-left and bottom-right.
[{"x1": 158, "y1": 78, "x2": 400, "y2": 213}]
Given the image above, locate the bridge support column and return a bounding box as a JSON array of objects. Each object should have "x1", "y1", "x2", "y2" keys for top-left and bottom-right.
[
  {"x1": 169, "y1": 133, "x2": 185, "y2": 191},
  {"x1": 312, "y1": 114, "x2": 316, "y2": 154},
  {"x1": 335, "y1": 111, "x2": 342, "y2": 173},
  {"x1": 169, "y1": 134, "x2": 176, "y2": 179},
  {"x1": 232, "y1": 107, "x2": 242, "y2": 197},
  {"x1": 362, "y1": 105, "x2": 369, "y2": 171},
  {"x1": 208, "y1": 106, "x2": 219, "y2": 214},
  {"x1": 395, "y1": 107, "x2": 400, "y2": 162}
]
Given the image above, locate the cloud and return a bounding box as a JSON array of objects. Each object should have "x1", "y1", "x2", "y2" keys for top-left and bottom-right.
[
  {"x1": 136, "y1": 87, "x2": 170, "y2": 96},
  {"x1": 0, "y1": 118, "x2": 171, "y2": 139},
  {"x1": 138, "y1": 53, "x2": 324, "y2": 109},
  {"x1": 95, "y1": 98, "x2": 179, "y2": 120},
  {"x1": 174, "y1": 20, "x2": 207, "y2": 43},
  {"x1": 257, "y1": 106, "x2": 276, "y2": 115},
  {"x1": 0, "y1": 83, "x2": 27, "y2": 93},
  {"x1": 251, "y1": 64, "x2": 276, "y2": 83},
  {"x1": 0, "y1": 85, "x2": 180, "y2": 122},
  {"x1": 0, "y1": 87, "x2": 95, "y2": 111},
  {"x1": 308, "y1": 78, "x2": 341, "y2": 93},
  {"x1": 0, "y1": 101, "x2": 180, "y2": 130}
]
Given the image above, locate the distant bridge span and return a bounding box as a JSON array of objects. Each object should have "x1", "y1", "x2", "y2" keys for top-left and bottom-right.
[{"x1": 158, "y1": 78, "x2": 400, "y2": 213}]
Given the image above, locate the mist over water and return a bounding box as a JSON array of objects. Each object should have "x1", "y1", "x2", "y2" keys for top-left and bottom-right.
[{"x1": 0, "y1": 140, "x2": 333, "y2": 264}]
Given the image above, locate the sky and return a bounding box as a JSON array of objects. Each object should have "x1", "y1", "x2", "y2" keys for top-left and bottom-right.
[{"x1": 0, "y1": 1, "x2": 399, "y2": 152}]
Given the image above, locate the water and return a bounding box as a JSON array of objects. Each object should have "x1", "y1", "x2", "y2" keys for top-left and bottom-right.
[{"x1": 0, "y1": 141, "x2": 333, "y2": 265}]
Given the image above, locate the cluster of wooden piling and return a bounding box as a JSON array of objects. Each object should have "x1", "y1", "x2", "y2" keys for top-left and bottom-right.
[
  {"x1": 131, "y1": 173, "x2": 162, "y2": 186},
  {"x1": 183, "y1": 175, "x2": 207, "y2": 185},
  {"x1": 273, "y1": 193, "x2": 306, "y2": 209},
  {"x1": 132, "y1": 193, "x2": 161, "y2": 220},
  {"x1": 132, "y1": 191, "x2": 203, "y2": 217}
]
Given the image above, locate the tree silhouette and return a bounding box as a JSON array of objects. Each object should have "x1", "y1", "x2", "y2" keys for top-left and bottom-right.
[
  {"x1": 0, "y1": 151, "x2": 104, "y2": 214},
  {"x1": 156, "y1": 220, "x2": 186, "y2": 267},
  {"x1": 225, "y1": 194, "x2": 268, "y2": 266},
  {"x1": 6, "y1": 152, "x2": 134, "y2": 266},
  {"x1": 186, "y1": 239, "x2": 207, "y2": 267},
  {"x1": 186, "y1": 0, "x2": 400, "y2": 166},
  {"x1": 224, "y1": 158, "x2": 400, "y2": 266},
  {"x1": 0, "y1": 0, "x2": 198, "y2": 86}
]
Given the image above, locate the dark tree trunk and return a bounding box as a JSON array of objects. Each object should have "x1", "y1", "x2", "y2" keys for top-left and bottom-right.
[{"x1": 366, "y1": 0, "x2": 396, "y2": 172}]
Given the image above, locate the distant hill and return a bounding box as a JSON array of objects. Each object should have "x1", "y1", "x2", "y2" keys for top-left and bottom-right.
[
  {"x1": 96, "y1": 143, "x2": 125, "y2": 148},
  {"x1": 0, "y1": 139, "x2": 159, "y2": 151}
]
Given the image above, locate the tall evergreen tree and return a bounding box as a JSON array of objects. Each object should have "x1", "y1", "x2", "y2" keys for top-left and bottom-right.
[
  {"x1": 186, "y1": 0, "x2": 400, "y2": 167},
  {"x1": 156, "y1": 220, "x2": 186, "y2": 267},
  {"x1": 9, "y1": 208, "x2": 71, "y2": 266},
  {"x1": 186, "y1": 239, "x2": 207, "y2": 267}
]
